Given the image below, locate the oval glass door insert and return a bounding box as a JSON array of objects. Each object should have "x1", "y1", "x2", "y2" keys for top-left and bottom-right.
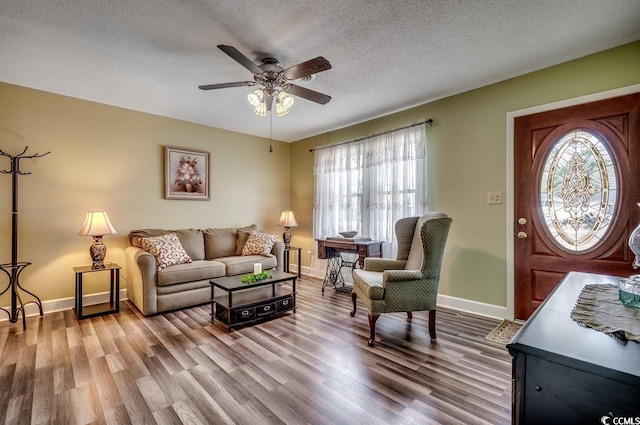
[{"x1": 539, "y1": 130, "x2": 617, "y2": 252}]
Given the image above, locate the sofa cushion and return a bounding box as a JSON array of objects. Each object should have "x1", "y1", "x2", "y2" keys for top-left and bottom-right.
[
  {"x1": 130, "y1": 229, "x2": 166, "y2": 247},
  {"x1": 242, "y1": 230, "x2": 278, "y2": 256},
  {"x1": 216, "y1": 255, "x2": 277, "y2": 276},
  {"x1": 236, "y1": 224, "x2": 258, "y2": 255},
  {"x1": 204, "y1": 227, "x2": 238, "y2": 259},
  {"x1": 130, "y1": 228, "x2": 204, "y2": 260},
  {"x1": 174, "y1": 229, "x2": 205, "y2": 260},
  {"x1": 140, "y1": 233, "x2": 192, "y2": 271},
  {"x1": 157, "y1": 260, "x2": 226, "y2": 286}
]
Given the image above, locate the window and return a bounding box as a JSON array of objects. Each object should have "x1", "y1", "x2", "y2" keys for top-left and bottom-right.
[
  {"x1": 539, "y1": 129, "x2": 617, "y2": 252},
  {"x1": 313, "y1": 124, "x2": 428, "y2": 258}
]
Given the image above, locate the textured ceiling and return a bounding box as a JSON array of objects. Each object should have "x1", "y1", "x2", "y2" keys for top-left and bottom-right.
[{"x1": 1, "y1": 1, "x2": 640, "y2": 142}]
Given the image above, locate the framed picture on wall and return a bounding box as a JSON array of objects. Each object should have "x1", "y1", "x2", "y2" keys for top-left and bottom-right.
[{"x1": 164, "y1": 146, "x2": 210, "y2": 200}]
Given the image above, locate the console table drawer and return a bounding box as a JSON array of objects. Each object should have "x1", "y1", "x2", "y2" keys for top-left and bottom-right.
[
  {"x1": 276, "y1": 296, "x2": 294, "y2": 312},
  {"x1": 234, "y1": 307, "x2": 256, "y2": 322}
]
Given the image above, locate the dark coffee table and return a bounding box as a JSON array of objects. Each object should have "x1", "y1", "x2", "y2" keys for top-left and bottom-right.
[{"x1": 210, "y1": 270, "x2": 297, "y2": 331}]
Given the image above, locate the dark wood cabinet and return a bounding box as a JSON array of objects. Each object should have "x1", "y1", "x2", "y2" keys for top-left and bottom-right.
[
  {"x1": 507, "y1": 272, "x2": 640, "y2": 424},
  {"x1": 315, "y1": 238, "x2": 384, "y2": 268}
]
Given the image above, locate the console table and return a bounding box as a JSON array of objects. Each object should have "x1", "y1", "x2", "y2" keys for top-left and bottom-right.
[
  {"x1": 507, "y1": 272, "x2": 640, "y2": 424},
  {"x1": 316, "y1": 238, "x2": 384, "y2": 292}
]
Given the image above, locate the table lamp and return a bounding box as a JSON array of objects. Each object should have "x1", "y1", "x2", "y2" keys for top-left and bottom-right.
[
  {"x1": 277, "y1": 210, "x2": 298, "y2": 248},
  {"x1": 78, "y1": 211, "x2": 117, "y2": 269}
]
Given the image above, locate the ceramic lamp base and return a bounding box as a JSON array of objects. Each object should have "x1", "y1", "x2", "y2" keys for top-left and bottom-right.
[
  {"x1": 89, "y1": 235, "x2": 107, "y2": 269},
  {"x1": 283, "y1": 227, "x2": 291, "y2": 248}
]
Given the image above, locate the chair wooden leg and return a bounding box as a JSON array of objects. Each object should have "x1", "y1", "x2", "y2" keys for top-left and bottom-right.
[
  {"x1": 407, "y1": 311, "x2": 412, "y2": 320},
  {"x1": 429, "y1": 310, "x2": 436, "y2": 339},
  {"x1": 368, "y1": 313, "x2": 380, "y2": 347},
  {"x1": 350, "y1": 292, "x2": 357, "y2": 317}
]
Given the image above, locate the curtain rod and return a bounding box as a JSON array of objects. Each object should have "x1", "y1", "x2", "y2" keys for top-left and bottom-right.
[{"x1": 309, "y1": 119, "x2": 433, "y2": 152}]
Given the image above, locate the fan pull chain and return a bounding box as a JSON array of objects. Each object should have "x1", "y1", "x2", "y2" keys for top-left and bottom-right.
[{"x1": 269, "y1": 111, "x2": 273, "y2": 153}]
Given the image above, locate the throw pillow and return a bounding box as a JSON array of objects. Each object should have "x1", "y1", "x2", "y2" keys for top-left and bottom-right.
[
  {"x1": 129, "y1": 228, "x2": 204, "y2": 260},
  {"x1": 236, "y1": 227, "x2": 256, "y2": 255},
  {"x1": 140, "y1": 233, "x2": 192, "y2": 271},
  {"x1": 236, "y1": 224, "x2": 257, "y2": 255},
  {"x1": 242, "y1": 230, "x2": 278, "y2": 257}
]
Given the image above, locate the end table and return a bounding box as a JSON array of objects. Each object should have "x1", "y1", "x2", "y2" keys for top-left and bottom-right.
[
  {"x1": 284, "y1": 246, "x2": 302, "y2": 278},
  {"x1": 74, "y1": 263, "x2": 121, "y2": 319}
]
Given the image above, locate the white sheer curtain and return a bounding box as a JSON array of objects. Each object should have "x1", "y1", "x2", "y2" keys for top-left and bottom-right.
[{"x1": 313, "y1": 124, "x2": 427, "y2": 258}]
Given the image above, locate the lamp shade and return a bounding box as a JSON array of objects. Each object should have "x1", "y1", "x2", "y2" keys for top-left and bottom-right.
[
  {"x1": 277, "y1": 211, "x2": 298, "y2": 228},
  {"x1": 248, "y1": 89, "x2": 264, "y2": 107},
  {"x1": 78, "y1": 211, "x2": 117, "y2": 236},
  {"x1": 276, "y1": 91, "x2": 294, "y2": 117}
]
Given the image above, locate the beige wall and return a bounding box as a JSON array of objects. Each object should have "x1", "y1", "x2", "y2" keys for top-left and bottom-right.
[
  {"x1": 291, "y1": 41, "x2": 640, "y2": 308},
  {"x1": 0, "y1": 83, "x2": 290, "y2": 306},
  {"x1": 3, "y1": 40, "x2": 639, "y2": 314}
]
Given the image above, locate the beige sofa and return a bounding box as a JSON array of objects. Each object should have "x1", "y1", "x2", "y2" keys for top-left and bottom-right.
[{"x1": 125, "y1": 225, "x2": 284, "y2": 315}]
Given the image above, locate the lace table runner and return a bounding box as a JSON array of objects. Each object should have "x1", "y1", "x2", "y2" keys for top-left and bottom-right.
[{"x1": 570, "y1": 283, "x2": 640, "y2": 342}]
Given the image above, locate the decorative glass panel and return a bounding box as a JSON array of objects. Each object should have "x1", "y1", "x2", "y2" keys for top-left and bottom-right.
[{"x1": 539, "y1": 130, "x2": 617, "y2": 252}]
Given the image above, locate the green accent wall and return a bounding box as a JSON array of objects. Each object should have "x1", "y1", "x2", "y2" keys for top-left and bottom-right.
[{"x1": 290, "y1": 41, "x2": 640, "y2": 308}]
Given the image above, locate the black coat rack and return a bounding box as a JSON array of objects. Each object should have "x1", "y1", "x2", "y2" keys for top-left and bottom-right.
[{"x1": 0, "y1": 146, "x2": 50, "y2": 329}]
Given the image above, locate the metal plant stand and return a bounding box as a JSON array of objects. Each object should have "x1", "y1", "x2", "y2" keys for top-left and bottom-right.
[{"x1": 0, "y1": 147, "x2": 50, "y2": 329}]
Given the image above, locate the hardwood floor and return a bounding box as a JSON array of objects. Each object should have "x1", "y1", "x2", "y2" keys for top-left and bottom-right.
[{"x1": 0, "y1": 277, "x2": 512, "y2": 425}]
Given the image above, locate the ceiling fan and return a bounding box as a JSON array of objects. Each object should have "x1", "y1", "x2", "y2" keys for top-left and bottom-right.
[{"x1": 199, "y1": 45, "x2": 332, "y2": 116}]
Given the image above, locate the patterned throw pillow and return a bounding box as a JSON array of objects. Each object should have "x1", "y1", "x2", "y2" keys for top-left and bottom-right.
[
  {"x1": 140, "y1": 233, "x2": 192, "y2": 271},
  {"x1": 241, "y1": 230, "x2": 278, "y2": 257}
]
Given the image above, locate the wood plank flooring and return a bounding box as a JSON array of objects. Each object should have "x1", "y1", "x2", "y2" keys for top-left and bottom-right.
[{"x1": 0, "y1": 277, "x2": 512, "y2": 425}]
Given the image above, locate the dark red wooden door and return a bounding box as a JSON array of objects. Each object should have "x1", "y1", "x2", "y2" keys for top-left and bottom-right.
[{"x1": 514, "y1": 93, "x2": 640, "y2": 320}]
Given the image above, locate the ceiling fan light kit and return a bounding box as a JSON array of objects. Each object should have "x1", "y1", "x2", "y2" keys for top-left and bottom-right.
[
  {"x1": 247, "y1": 89, "x2": 294, "y2": 117},
  {"x1": 199, "y1": 45, "x2": 332, "y2": 117}
]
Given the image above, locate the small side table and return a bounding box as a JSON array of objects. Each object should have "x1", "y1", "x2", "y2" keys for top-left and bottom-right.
[
  {"x1": 284, "y1": 246, "x2": 302, "y2": 278},
  {"x1": 74, "y1": 263, "x2": 121, "y2": 319}
]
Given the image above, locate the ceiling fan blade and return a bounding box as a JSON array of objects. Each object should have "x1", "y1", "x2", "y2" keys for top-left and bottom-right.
[
  {"x1": 217, "y1": 45, "x2": 263, "y2": 75},
  {"x1": 283, "y1": 57, "x2": 332, "y2": 80},
  {"x1": 198, "y1": 81, "x2": 256, "y2": 90},
  {"x1": 287, "y1": 84, "x2": 331, "y2": 105}
]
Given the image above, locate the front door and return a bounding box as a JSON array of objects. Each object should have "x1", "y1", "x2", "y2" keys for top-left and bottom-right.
[{"x1": 514, "y1": 93, "x2": 640, "y2": 320}]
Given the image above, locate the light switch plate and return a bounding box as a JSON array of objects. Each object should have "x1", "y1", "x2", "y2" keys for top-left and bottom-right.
[{"x1": 487, "y1": 191, "x2": 502, "y2": 204}]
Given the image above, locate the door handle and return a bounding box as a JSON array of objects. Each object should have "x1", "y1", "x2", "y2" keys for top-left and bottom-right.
[
  {"x1": 517, "y1": 231, "x2": 528, "y2": 239},
  {"x1": 518, "y1": 218, "x2": 527, "y2": 225}
]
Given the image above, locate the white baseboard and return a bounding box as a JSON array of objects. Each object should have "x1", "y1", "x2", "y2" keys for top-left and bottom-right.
[
  {"x1": 297, "y1": 263, "x2": 507, "y2": 320},
  {"x1": 0, "y1": 289, "x2": 128, "y2": 321},
  {"x1": 3, "y1": 270, "x2": 507, "y2": 322},
  {"x1": 436, "y1": 294, "x2": 507, "y2": 320}
]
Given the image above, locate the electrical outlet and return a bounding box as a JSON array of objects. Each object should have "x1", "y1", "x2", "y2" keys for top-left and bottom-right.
[{"x1": 487, "y1": 191, "x2": 502, "y2": 204}]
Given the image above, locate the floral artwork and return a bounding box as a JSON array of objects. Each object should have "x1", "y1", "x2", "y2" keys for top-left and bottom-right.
[
  {"x1": 164, "y1": 146, "x2": 210, "y2": 200},
  {"x1": 175, "y1": 155, "x2": 203, "y2": 191}
]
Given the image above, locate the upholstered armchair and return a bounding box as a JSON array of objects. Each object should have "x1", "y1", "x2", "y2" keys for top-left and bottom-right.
[{"x1": 350, "y1": 213, "x2": 452, "y2": 347}]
